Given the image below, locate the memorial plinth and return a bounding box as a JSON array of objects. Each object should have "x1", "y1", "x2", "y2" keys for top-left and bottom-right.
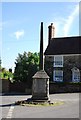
[
  {"x1": 32, "y1": 70, "x2": 50, "y2": 102},
  {"x1": 31, "y1": 22, "x2": 50, "y2": 102}
]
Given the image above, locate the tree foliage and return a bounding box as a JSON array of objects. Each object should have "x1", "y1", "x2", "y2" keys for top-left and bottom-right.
[
  {"x1": 0, "y1": 58, "x2": 13, "y2": 81},
  {"x1": 0, "y1": 68, "x2": 13, "y2": 81},
  {"x1": 14, "y1": 52, "x2": 39, "y2": 87}
]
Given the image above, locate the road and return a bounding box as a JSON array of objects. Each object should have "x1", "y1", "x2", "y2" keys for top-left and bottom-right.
[{"x1": 0, "y1": 93, "x2": 80, "y2": 119}]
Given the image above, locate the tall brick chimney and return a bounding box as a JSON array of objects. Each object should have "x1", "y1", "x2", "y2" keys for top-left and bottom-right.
[{"x1": 48, "y1": 23, "x2": 55, "y2": 44}]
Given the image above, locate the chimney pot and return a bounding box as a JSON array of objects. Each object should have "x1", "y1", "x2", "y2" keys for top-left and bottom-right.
[{"x1": 51, "y1": 23, "x2": 53, "y2": 26}]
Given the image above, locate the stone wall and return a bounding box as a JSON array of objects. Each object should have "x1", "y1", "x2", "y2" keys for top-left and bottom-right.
[
  {"x1": 49, "y1": 82, "x2": 81, "y2": 94},
  {"x1": 0, "y1": 79, "x2": 31, "y2": 94},
  {"x1": 9, "y1": 81, "x2": 81, "y2": 94},
  {"x1": 0, "y1": 79, "x2": 2, "y2": 93},
  {"x1": 9, "y1": 82, "x2": 32, "y2": 94},
  {"x1": 63, "y1": 55, "x2": 81, "y2": 82},
  {"x1": 1, "y1": 79, "x2": 80, "y2": 94},
  {"x1": 45, "y1": 55, "x2": 81, "y2": 82},
  {"x1": 0, "y1": 79, "x2": 9, "y2": 93}
]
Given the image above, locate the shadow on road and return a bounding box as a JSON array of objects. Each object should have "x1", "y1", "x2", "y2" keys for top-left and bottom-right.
[
  {"x1": 0, "y1": 103, "x2": 15, "y2": 107},
  {"x1": 0, "y1": 93, "x2": 31, "y2": 96}
]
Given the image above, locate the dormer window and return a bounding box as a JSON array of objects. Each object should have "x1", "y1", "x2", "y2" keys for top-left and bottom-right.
[
  {"x1": 54, "y1": 55, "x2": 63, "y2": 67},
  {"x1": 71, "y1": 67, "x2": 80, "y2": 82}
]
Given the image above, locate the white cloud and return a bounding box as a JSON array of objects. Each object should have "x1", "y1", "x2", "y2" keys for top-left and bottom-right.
[
  {"x1": 63, "y1": 4, "x2": 79, "y2": 37},
  {"x1": 14, "y1": 30, "x2": 25, "y2": 40},
  {"x1": 47, "y1": 4, "x2": 79, "y2": 38},
  {"x1": 44, "y1": 4, "x2": 79, "y2": 50}
]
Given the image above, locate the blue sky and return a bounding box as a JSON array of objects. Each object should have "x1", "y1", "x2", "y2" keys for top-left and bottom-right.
[{"x1": 1, "y1": 2, "x2": 80, "y2": 71}]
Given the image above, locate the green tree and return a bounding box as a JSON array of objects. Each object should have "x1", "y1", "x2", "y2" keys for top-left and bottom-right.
[
  {"x1": 0, "y1": 67, "x2": 13, "y2": 80},
  {"x1": 1, "y1": 68, "x2": 8, "y2": 79},
  {"x1": 14, "y1": 51, "x2": 39, "y2": 88}
]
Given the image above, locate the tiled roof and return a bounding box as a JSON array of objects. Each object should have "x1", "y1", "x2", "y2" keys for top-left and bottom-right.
[{"x1": 44, "y1": 36, "x2": 81, "y2": 55}]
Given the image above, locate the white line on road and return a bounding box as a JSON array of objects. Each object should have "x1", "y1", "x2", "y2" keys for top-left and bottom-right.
[{"x1": 6, "y1": 104, "x2": 14, "y2": 118}]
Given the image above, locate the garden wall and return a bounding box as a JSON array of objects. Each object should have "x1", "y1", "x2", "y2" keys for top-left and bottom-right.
[
  {"x1": 9, "y1": 81, "x2": 81, "y2": 94},
  {"x1": 9, "y1": 82, "x2": 32, "y2": 94},
  {"x1": 49, "y1": 82, "x2": 81, "y2": 94},
  {"x1": 0, "y1": 79, "x2": 9, "y2": 93},
  {"x1": 1, "y1": 79, "x2": 81, "y2": 94}
]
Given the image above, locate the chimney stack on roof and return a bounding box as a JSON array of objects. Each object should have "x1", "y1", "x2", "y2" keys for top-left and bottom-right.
[{"x1": 48, "y1": 23, "x2": 55, "y2": 44}]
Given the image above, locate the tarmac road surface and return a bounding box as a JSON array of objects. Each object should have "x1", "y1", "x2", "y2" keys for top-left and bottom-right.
[{"x1": 0, "y1": 93, "x2": 80, "y2": 119}]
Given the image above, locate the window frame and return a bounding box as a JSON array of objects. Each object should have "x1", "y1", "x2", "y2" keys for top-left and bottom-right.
[
  {"x1": 71, "y1": 67, "x2": 80, "y2": 82},
  {"x1": 53, "y1": 70, "x2": 63, "y2": 82},
  {"x1": 53, "y1": 55, "x2": 63, "y2": 67}
]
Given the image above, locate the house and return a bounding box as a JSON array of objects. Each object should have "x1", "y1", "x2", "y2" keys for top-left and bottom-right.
[{"x1": 44, "y1": 23, "x2": 81, "y2": 83}]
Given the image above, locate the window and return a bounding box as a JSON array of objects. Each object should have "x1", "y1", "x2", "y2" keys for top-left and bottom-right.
[
  {"x1": 53, "y1": 70, "x2": 63, "y2": 82},
  {"x1": 54, "y1": 56, "x2": 63, "y2": 67},
  {"x1": 71, "y1": 67, "x2": 80, "y2": 82}
]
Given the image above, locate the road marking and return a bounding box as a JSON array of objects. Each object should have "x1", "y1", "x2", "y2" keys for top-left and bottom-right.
[{"x1": 6, "y1": 104, "x2": 14, "y2": 118}]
